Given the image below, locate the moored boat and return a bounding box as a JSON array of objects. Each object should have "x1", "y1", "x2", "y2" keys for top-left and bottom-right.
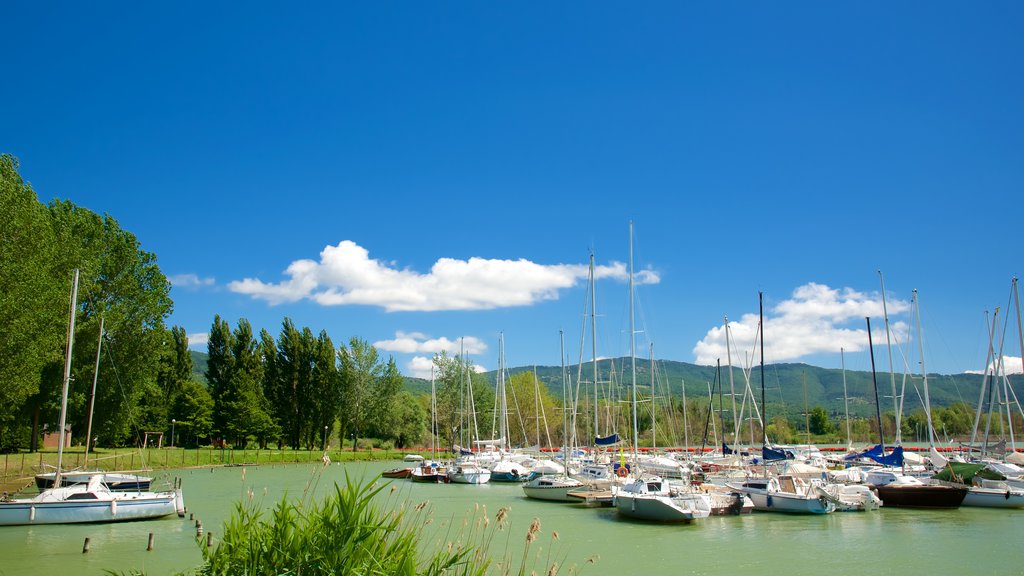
[{"x1": 613, "y1": 476, "x2": 712, "y2": 522}]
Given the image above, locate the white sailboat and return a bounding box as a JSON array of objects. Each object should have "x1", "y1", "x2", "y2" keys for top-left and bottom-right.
[
  {"x1": 523, "y1": 331, "x2": 583, "y2": 501},
  {"x1": 0, "y1": 270, "x2": 184, "y2": 526}
]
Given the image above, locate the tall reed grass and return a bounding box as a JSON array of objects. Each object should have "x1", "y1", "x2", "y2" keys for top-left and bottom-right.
[{"x1": 109, "y1": 471, "x2": 587, "y2": 575}]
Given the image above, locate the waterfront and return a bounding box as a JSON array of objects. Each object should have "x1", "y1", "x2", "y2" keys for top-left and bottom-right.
[{"x1": 1, "y1": 460, "x2": 1021, "y2": 575}]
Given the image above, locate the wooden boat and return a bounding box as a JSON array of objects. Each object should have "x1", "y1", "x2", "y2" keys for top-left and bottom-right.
[
  {"x1": 866, "y1": 470, "x2": 966, "y2": 508},
  {"x1": 382, "y1": 467, "x2": 413, "y2": 479}
]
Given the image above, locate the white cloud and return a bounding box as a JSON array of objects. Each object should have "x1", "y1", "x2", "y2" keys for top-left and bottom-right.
[
  {"x1": 169, "y1": 274, "x2": 215, "y2": 289},
  {"x1": 187, "y1": 332, "x2": 209, "y2": 348},
  {"x1": 227, "y1": 240, "x2": 658, "y2": 311},
  {"x1": 374, "y1": 331, "x2": 488, "y2": 355},
  {"x1": 407, "y1": 356, "x2": 436, "y2": 379},
  {"x1": 693, "y1": 283, "x2": 911, "y2": 366},
  {"x1": 405, "y1": 353, "x2": 490, "y2": 379},
  {"x1": 965, "y1": 356, "x2": 1024, "y2": 375}
]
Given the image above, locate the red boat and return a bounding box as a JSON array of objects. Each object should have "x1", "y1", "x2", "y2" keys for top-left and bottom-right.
[{"x1": 382, "y1": 467, "x2": 414, "y2": 479}]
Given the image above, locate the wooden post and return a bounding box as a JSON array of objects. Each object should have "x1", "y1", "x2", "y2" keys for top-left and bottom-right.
[
  {"x1": 147, "y1": 533, "x2": 154, "y2": 551},
  {"x1": 206, "y1": 532, "x2": 213, "y2": 548},
  {"x1": 82, "y1": 538, "x2": 91, "y2": 553}
]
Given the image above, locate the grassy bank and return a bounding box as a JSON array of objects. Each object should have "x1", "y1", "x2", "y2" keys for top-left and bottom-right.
[{"x1": 0, "y1": 446, "x2": 441, "y2": 493}]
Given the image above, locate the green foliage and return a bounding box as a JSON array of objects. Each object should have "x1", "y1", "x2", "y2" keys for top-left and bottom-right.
[
  {"x1": 432, "y1": 352, "x2": 499, "y2": 450},
  {"x1": 339, "y1": 337, "x2": 405, "y2": 450},
  {"x1": 0, "y1": 155, "x2": 63, "y2": 449},
  {"x1": 171, "y1": 380, "x2": 214, "y2": 447},
  {"x1": 196, "y1": 475, "x2": 484, "y2": 576},
  {"x1": 808, "y1": 406, "x2": 835, "y2": 435}
]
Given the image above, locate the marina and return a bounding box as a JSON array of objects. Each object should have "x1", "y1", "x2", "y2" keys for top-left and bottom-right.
[{"x1": 1, "y1": 459, "x2": 1022, "y2": 575}]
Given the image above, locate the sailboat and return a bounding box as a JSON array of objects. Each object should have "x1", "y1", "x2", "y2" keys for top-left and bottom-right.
[
  {"x1": 731, "y1": 293, "x2": 834, "y2": 514},
  {"x1": 0, "y1": 270, "x2": 184, "y2": 526},
  {"x1": 611, "y1": 222, "x2": 713, "y2": 522},
  {"x1": 523, "y1": 331, "x2": 584, "y2": 501},
  {"x1": 411, "y1": 365, "x2": 447, "y2": 483},
  {"x1": 447, "y1": 341, "x2": 491, "y2": 485},
  {"x1": 861, "y1": 305, "x2": 966, "y2": 509},
  {"x1": 34, "y1": 316, "x2": 154, "y2": 493}
]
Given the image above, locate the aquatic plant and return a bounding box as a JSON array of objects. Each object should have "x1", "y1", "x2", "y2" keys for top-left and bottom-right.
[{"x1": 108, "y1": 472, "x2": 584, "y2": 576}]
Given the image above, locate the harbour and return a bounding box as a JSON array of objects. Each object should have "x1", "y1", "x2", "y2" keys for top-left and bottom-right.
[{"x1": 1, "y1": 459, "x2": 1021, "y2": 575}]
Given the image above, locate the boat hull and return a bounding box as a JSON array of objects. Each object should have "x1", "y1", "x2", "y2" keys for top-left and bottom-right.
[
  {"x1": 0, "y1": 492, "x2": 181, "y2": 526},
  {"x1": 746, "y1": 492, "x2": 834, "y2": 514},
  {"x1": 614, "y1": 493, "x2": 710, "y2": 522},
  {"x1": 382, "y1": 467, "x2": 413, "y2": 479},
  {"x1": 873, "y1": 485, "x2": 967, "y2": 508},
  {"x1": 962, "y1": 488, "x2": 1024, "y2": 508}
]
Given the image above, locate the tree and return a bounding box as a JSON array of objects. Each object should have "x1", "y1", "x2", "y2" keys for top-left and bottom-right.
[
  {"x1": 308, "y1": 331, "x2": 339, "y2": 450},
  {"x1": 385, "y1": 391, "x2": 427, "y2": 448},
  {"x1": 339, "y1": 337, "x2": 382, "y2": 450},
  {"x1": 44, "y1": 200, "x2": 173, "y2": 448},
  {"x1": 171, "y1": 379, "x2": 214, "y2": 447},
  {"x1": 808, "y1": 406, "x2": 835, "y2": 435},
  {"x1": 432, "y1": 352, "x2": 496, "y2": 450},
  {"x1": 206, "y1": 315, "x2": 235, "y2": 442},
  {"x1": 273, "y1": 319, "x2": 311, "y2": 449},
  {"x1": 0, "y1": 154, "x2": 62, "y2": 451}
]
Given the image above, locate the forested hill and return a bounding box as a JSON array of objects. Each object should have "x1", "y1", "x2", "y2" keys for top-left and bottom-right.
[{"x1": 191, "y1": 351, "x2": 1013, "y2": 418}]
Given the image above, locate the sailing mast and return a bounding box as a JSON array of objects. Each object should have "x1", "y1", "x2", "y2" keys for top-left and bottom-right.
[
  {"x1": 917, "y1": 293, "x2": 937, "y2": 450},
  {"x1": 867, "y1": 317, "x2": 885, "y2": 449},
  {"x1": 724, "y1": 316, "x2": 739, "y2": 447},
  {"x1": 878, "y1": 270, "x2": 901, "y2": 444},
  {"x1": 55, "y1": 269, "x2": 80, "y2": 487},
  {"x1": 759, "y1": 292, "x2": 766, "y2": 446},
  {"x1": 629, "y1": 221, "x2": 639, "y2": 465},
  {"x1": 590, "y1": 253, "x2": 600, "y2": 447},
  {"x1": 841, "y1": 347, "x2": 852, "y2": 450},
  {"x1": 84, "y1": 316, "x2": 103, "y2": 466}
]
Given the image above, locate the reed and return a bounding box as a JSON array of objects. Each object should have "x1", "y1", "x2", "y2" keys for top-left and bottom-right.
[{"x1": 108, "y1": 472, "x2": 583, "y2": 576}]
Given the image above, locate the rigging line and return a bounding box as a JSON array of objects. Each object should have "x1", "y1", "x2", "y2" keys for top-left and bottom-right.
[{"x1": 101, "y1": 335, "x2": 148, "y2": 469}]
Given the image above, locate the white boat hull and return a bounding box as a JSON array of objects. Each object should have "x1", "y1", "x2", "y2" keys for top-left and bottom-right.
[
  {"x1": 0, "y1": 489, "x2": 182, "y2": 526},
  {"x1": 522, "y1": 476, "x2": 583, "y2": 502},
  {"x1": 614, "y1": 492, "x2": 711, "y2": 522},
  {"x1": 962, "y1": 487, "x2": 1024, "y2": 508}
]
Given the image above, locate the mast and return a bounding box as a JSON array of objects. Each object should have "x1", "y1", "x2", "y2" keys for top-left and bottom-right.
[
  {"x1": 55, "y1": 269, "x2": 80, "y2": 486},
  {"x1": 725, "y1": 316, "x2": 739, "y2": 445},
  {"x1": 84, "y1": 316, "x2": 104, "y2": 466},
  {"x1": 498, "y1": 333, "x2": 509, "y2": 451},
  {"x1": 559, "y1": 329, "x2": 569, "y2": 478},
  {"x1": 879, "y1": 270, "x2": 901, "y2": 444},
  {"x1": 1012, "y1": 277, "x2": 1023, "y2": 453},
  {"x1": 681, "y1": 379, "x2": 690, "y2": 451},
  {"x1": 590, "y1": 253, "x2": 600, "y2": 446},
  {"x1": 716, "y1": 359, "x2": 725, "y2": 451},
  {"x1": 650, "y1": 342, "x2": 656, "y2": 449},
  {"x1": 841, "y1": 347, "x2": 852, "y2": 450},
  {"x1": 430, "y1": 364, "x2": 437, "y2": 460},
  {"x1": 759, "y1": 292, "x2": 766, "y2": 445},
  {"x1": 629, "y1": 221, "x2": 639, "y2": 462},
  {"x1": 913, "y1": 290, "x2": 938, "y2": 450},
  {"x1": 867, "y1": 317, "x2": 885, "y2": 448},
  {"x1": 971, "y1": 311, "x2": 998, "y2": 449}
]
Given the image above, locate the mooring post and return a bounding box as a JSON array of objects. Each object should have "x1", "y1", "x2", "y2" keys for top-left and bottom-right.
[
  {"x1": 82, "y1": 537, "x2": 91, "y2": 553},
  {"x1": 147, "y1": 533, "x2": 154, "y2": 551}
]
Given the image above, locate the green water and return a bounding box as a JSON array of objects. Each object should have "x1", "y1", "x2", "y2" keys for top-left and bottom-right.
[{"x1": 1, "y1": 461, "x2": 1021, "y2": 575}]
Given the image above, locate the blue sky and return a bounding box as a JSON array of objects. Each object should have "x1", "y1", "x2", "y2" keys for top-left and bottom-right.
[{"x1": 4, "y1": 2, "x2": 1022, "y2": 377}]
